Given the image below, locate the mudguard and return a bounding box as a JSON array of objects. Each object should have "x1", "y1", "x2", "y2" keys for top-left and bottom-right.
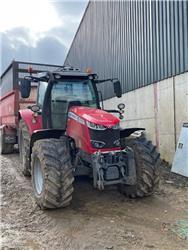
[
  {"x1": 120, "y1": 128, "x2": 145, "y2": 138},
  {"x1": 29, "y1": 129, "x2": 65, "y2": 159},
  {"x1": 30, "y1": 129, "x2": 65, "y2": 149},
  {"x1": 19, "y1": 109, "x2": 42, "y2": 135}
]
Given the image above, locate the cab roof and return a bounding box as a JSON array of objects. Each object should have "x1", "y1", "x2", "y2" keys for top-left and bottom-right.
[{"x1": 37, "y1": 66, "x2": 97, "y2": 80}]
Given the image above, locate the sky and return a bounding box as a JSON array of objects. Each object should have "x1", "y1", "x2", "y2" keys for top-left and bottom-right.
[{"x1": 0, "y1": 0, "x2": 88, "y2": 74}]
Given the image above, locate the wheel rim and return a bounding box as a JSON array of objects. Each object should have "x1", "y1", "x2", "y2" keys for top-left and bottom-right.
[{"x1": 33, "y1": 157, "x2": 44, "y2": 195}]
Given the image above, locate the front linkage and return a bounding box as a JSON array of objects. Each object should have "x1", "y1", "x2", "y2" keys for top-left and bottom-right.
[{"x1": 92, "y1": 148, "x2": 137, "y2": 190}]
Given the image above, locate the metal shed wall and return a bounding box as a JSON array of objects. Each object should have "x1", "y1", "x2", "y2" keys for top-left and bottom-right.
[{"x1": 64, "y1": 0, "x2": 188, "y2": 100}]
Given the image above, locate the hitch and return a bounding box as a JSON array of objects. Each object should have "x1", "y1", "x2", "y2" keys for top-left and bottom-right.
[{"x1": 92, "y1": 149, "x2": 137, "y2": 190}]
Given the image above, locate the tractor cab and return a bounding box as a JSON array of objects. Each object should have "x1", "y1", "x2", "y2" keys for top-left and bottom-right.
[{"x1": 38, "y1": 76, "x2": 98, "y2": 129}]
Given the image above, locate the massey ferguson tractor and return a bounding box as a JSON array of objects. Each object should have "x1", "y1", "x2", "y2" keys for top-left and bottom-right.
[{"x1": 18, "y1": 66, "x2": 160, "y2": 209}]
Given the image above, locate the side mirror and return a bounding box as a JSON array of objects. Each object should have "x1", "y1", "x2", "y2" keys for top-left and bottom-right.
[
  {"x1": 113, "y1": 80, "x2": 122, "y2": 98},
  {"x1": 20, "y1": 79, "x2": 31, "y2": 98}
]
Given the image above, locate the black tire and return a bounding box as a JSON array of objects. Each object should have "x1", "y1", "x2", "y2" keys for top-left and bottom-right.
[
  {"x1": 19, "y1": 119, "x2": 31, "y2": 176},
  {"x1": 0, "y1": 129, "x2": 14, "y2": 154},
  {"x1": 31, "y1": 137, "x2": 74, "y2": 209},
  {"x1": 119, "y1": 137, "x2": 160, "y2": 198}
]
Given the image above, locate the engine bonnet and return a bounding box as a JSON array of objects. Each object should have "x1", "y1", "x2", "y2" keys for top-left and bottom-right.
[{"x1": 69, "y1": 106, "x2": 120, "y2": 128}]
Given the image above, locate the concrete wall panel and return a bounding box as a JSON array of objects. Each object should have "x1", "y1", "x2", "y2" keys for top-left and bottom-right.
[
  {"x1": 159, "y1": 134, "x2": 175, "y2": 162},
  {"x1": 157, "y1": 78, "x2": 175, "y2": 161},
  {"x1": 158, "y1": 78, "x2": 174, "y2": 134},
  {"x1": 175, "y1": 72, "x2": 188, "y2": 141},
  {"x1": 104, "y1": 84, "x2": 156, "y2": 147}
]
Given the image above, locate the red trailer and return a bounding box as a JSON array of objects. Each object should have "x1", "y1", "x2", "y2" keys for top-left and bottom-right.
[{"x1": 0, "y1": 61, "x2": 62, "y2": 153}]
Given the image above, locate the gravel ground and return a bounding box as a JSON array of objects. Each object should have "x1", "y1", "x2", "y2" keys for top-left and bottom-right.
[{"x1": 0, "y1": 151, "x2": 188, "y2": 250}]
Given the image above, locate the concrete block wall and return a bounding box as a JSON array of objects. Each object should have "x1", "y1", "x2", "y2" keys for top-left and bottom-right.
[
  {"x1": 175, "y1": 74, "x2": 188, "y2": 141},
  {"x1": 103, "y1": 72, "x2": 188, "y2": 163}
]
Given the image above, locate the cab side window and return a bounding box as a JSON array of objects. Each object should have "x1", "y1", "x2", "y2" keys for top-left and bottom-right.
[{"x1": 38, "y1": 82, "x2": 48, "y2": 107}]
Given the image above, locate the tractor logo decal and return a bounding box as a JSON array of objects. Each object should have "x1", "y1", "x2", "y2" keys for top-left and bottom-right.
[{"x1": 68, "y1": 112, "x2": 85, "y2": 125}]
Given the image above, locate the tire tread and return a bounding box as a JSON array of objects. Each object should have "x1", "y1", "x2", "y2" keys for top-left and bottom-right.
[
  {"x1": 120, "y1": 136, "x2": 161, "y2": 198},
  {"x1": 31, "y1": 137, "x2": 74, "y2": 209}
]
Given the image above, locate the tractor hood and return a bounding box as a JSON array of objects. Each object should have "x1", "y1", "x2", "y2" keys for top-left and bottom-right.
[{"x1": 69, "y1": 106, "x2": 120, "y2": 128}]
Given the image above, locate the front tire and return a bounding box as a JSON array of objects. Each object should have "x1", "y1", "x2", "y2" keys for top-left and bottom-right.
[
  {"x1": 31, "y1": 137, "x2": 74, "y2": 209},
  {"x1": 119, "y1": 137, "x2": 160, "y2": 198}
]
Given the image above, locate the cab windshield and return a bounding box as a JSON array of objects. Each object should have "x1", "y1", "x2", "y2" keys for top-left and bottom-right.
[
  {"x1": 52, "y1": 79, "x2": 97, "y2": 107},
  {"x1": 51, "y1": 78, "x2": 97, "y2": 129}
]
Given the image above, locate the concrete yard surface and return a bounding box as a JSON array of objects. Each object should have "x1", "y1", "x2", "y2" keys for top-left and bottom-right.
[{"x1": 1, "y1": 152, "x2": 188, "y2": 250}]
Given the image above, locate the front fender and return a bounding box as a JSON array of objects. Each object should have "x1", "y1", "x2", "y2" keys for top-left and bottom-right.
[
  {"x1": 120, "y1": 128, "x2": 145, "y2": 138},
  {"x1": 29, "y1": 129, "x2": 65, "y2": 158},
  {"x1": 19, "y1": 109, "x2": 42, "y2": 135}
]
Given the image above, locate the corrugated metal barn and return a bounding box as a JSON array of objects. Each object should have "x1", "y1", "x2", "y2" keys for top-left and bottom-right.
[{"x1": 65, "y1": 0, "x2": 188, "y2": 163}]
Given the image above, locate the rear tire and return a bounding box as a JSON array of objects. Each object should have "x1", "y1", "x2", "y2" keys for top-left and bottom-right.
[
  {"x1": 19, "y1": 119, "x2": 31, "y2": 176},
  {"x1": 119, "y1": 137, "x2": 160, "y2": 198},
  {"x1": 31, "y1": 137, "x2": 74, "y2": 209},
  {"x1": 0, "y1": 129, "x2": 14, "y2": 154}
]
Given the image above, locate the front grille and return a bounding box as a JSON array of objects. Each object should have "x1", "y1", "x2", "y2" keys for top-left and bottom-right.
[
  {"x1": 103, "y1": 152, "x2": 121, "y2": 164},
  {"x1": 89, "y1": 128, "x2": 120, "y2": 149}
]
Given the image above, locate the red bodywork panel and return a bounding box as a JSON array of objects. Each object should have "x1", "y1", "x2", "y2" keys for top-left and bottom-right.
[
  {"x1": 0, "y1": 88, "x2": 37, "y2": 138},
  {"x1": 20, "y1": 106, "x2": 120, "y2": 154},
  {"x1": 0, "y1": 90, "x2": 19, "y2": 126},
  {"x1": 19, "y1": 109, "x2": 42, "y2": 134},
  {"x1": 66, "y1": 107, "x2": 120, "y2": 154},
  {"x1": 69, "y1": 107, "x2": 119, "y2": 127},
  {"x1": 0, "y1": 88, "x2": 36, "y2": 127}
]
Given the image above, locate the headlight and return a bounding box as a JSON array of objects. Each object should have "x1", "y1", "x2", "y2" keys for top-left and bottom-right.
[
  {"x1": 86, "y1": 121, "x2": 106, "y2": 130},
  {"x1": 90, "y1": 140, "x2": 106, "y2": 148}
]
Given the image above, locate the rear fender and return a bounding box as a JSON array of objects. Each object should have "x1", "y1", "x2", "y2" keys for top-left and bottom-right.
[
  {"x1": 30, "y1": 129, "x2": 65, "y2": 158},
  {"x1": 19, "y1": 109, "x2": 42, "y2": 135},
  {"x1": 120, "y1": 128, "x2": 145, "y2": 138}
]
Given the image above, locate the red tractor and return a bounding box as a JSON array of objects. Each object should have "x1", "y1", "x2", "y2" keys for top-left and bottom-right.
[{"x1": 19, "y1": 67, "x2": 160, "y2": 209}]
